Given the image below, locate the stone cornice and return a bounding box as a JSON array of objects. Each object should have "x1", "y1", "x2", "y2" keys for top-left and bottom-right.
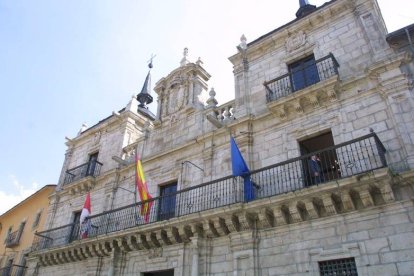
[{"x1": 66, "y1": 109, "x2": 150, "y2": 148}]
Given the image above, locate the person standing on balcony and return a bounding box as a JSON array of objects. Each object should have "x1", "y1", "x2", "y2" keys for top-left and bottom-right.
[{"x1": 308, "y1": 154, "x2": 324, "y2": 185}]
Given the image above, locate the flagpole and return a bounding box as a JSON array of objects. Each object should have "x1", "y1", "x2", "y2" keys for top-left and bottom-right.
[
  {"x1": 134, "y1": 124, "x2": 150, "y2": 224},
  {"x1": 134, "y1": 145, "x2": 139, "y2": 225}
]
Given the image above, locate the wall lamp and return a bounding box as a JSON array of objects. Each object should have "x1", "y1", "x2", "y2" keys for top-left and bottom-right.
[
  {"x1": 116, "y1": 186, "x2": 135, "y2": 194},
  {"x1": 181, "y1": 160, "x2": 204, "y2": 172},
  {"x1": 112, "y1": 156, "x2": 130, "y2": 167}
]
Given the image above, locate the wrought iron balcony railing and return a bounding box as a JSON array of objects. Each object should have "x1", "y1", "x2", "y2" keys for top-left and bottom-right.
[
  {"x1": 0, "y1": 264, "x2": 27, "y2": 276},
  {"x1": 63, "y1": 161, "x2": 103, "y2": 185},
  {"x1": 33, "y1": 133, "x2": 386, "y2": 251},
  {"x1": 264, "y1": 53, "x2": 339, "y2": 103},
  {"x1": 5, "y1": 229, "x2": 23, "y2": 248}
]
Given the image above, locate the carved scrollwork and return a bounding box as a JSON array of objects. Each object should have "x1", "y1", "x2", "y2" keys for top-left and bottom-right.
[
  {"x1": 148, "y1": 247, "x2": 163, "y2": 259},
  {"x1": 285, "y1": 31, "x2": 307, "y2": 52}
]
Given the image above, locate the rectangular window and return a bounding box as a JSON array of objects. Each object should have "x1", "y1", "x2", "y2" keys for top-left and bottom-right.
[
  {"x1": 17, "y1": 222, "x2": 25, "y2": 236},
  {"x1": 32, "y1": 212, "x2": 42, "y2": 229},
  {"x1": 158, "y1": 183, "x2": 177, "y2": 221},
  {"x1": 69, "y1": 211, "x2": 81, "y2": 243},
  {"x1": 319, "y1": 257, "x2": 358, "y2": 276},
  {"x1": 289, "y1": 54, "x2": 320, "y2": 91},
  {"x1": 87, "y1": 152, "x2": 99, "y2": 176},
  {"x1": 4, "y1": 227, "x2": 12, "y2": 244},
  {"x1": 143, "y1": 269, "x2": 174, "y2": 276}
]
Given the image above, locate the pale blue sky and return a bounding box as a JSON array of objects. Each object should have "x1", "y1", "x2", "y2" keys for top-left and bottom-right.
[{"x1": 0, "y1": 0, "x2": 413, "y2": 214}]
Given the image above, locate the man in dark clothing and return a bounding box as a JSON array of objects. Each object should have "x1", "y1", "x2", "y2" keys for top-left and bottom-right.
[{"x1": 308, "y1": 154, "x2": 324, "y2": 185}]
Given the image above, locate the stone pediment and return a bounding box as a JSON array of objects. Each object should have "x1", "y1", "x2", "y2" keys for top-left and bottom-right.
[{"x1": 154, "y1": 62, "x2": 210, "y2": 120}]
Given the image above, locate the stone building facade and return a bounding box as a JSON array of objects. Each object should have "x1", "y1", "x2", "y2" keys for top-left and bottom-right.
[{"x1": 27, "y1": 0, "x2": 414, "y2": 275}]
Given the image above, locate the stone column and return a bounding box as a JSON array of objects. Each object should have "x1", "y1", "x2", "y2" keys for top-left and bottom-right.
[
  {"x1": 190, "y1": 237, "x2": 200, "y2": 276},
  {"x1": 107, "y1": 248, "x2": 123, "y2": 276},
  {"x1": 25, "y1": 256, "x2": 40, "y2": 276}
]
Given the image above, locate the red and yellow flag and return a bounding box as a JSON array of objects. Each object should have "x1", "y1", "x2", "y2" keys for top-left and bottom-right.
[{"x1": 135, "y1": 154, "x2": 153, "y2": 222}]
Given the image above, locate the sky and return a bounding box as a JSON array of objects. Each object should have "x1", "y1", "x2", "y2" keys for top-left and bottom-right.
[{"x1": 0, "y1": 0, "x2": 413, "y2": 215}]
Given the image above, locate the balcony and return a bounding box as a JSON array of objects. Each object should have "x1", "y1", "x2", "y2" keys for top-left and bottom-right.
[
  {"x1": 63, "y1": 161, "x2": 103, "y2": 185},
  {"x1": 32, "y1": 133, "x2": 388, "y2": 253},
  {"x1": 265, "y1": 53, "x2": 339, "y2": 102},
  {"x1": 264, "y1": 53, "x2": 340, "y2": 119},
  {"x1": 5, "y1": 230, "x2": 22, "y2": 248}
]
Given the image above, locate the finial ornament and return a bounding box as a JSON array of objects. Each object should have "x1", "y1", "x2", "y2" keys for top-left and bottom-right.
[
  {"x1": 78, "y1": 123, "x2": 88, "y2": 135},
  {"x1": 180, "y1": 47, "x2": 190, "y2": 66},
  {"x1": 240, "y1": 34, "x2": 247, "y2": 50},
  {"x1": 206, "y1": 88, "x2": 218, "y2": 108},
  {"x1": 196, "y1": 57, "x2": 203, "y2": 65}
]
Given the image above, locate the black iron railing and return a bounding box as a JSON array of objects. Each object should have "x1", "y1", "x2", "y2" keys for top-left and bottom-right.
[
  {"x1": 5, "y1": 230, "x2": 22, "y2": 248},
  {"x1": 0, "y1": 264, "x2": 27, "y2": 276},
  {"x1": 264, "y1": 53, "x2": 339, "y2": 103},
  {"x1": 32, "y1": 133, "x2": 386, "y2": 252},
  {"x1": 63, "y1": 161, "x2": 103, "y2": 185}
]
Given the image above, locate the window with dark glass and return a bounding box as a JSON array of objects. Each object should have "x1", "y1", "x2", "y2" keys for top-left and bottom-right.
[
  {"x1": 32, "y1": 211, "x2": 42, "y2": 229},
  {"x1": 87, "y1": 152, "x2": 99, "y2": 176},
  {"x1": 143, "y1": 269, "x2": 174, "y2": 276},
  {"x1": 16, "y1": 222, "x2": 25, "y2": 240},
  {"x1": 69, "y1": 211, "x2": 81, "y2": 242},
  {"x1": 289, "y1": 54, "x2": 320, "y2": 91},
  {"x1": 319, "y1": 257, "x2": 358, "y2": 276},
  {"x1": 158, "y1": 182, "x2": 177, "y2": 221},
  {"x1": 4, "y1": 227, "x2": 12, "y2": 244}
]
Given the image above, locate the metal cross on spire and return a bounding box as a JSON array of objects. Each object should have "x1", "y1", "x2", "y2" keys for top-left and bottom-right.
[{"x1": 147, "y1": 54, "x2": 156, "y2": 69}]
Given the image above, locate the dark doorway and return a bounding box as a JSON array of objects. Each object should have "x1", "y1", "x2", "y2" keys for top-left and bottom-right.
[
  {"x1": 69, "y1": 211, "x2": 81, "y2": 243},
  {"x1": 143, "y1": 269, "x2": 174, "y2": 276},
  {"x1": 158, "y1": 183, "x2": 177, "y2": 221},
  {"x1": 299, "y1": 131, "x2": 340, "y2": 185}
]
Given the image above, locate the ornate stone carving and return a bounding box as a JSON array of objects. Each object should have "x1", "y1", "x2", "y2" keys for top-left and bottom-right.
[
  {"x1": 285, "y1": 31, "x2": 307, "y2": 52},
  {"x1": 148, "y1": 247, "x2": 163, "y2": 259},
  {"x1": 168, "y1": 84, "x2": 185, "y2": 114},
  {"x1": 93, "y1": 131, "x2": 101, "y2": 144}
]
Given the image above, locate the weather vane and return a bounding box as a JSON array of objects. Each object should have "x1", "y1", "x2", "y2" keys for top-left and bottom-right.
[{"x1": 147, "y1": 54, "x2": 156, "y2": 69}]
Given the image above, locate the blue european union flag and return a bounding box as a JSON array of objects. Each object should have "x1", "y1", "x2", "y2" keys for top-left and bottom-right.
[{"x1": 230, "y1": 136, "x2": 254, "y2": 201}]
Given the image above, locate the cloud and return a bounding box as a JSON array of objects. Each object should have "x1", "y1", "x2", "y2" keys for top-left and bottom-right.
[{"x1": 0, "y1": 175, "x2": 39, "y2": 215}]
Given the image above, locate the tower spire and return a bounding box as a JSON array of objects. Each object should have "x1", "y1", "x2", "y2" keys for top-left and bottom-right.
[
  {"x1": 296, "y1": 0, "x2": 316, "y2": 18},
  {"x1": 137, "y1": 56, "x2": 155, "y2": 109}
]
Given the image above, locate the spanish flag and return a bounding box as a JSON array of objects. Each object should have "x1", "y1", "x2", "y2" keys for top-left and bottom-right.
[{"x1": 135, "y1": 154, "x2": 153, "y2": 222}]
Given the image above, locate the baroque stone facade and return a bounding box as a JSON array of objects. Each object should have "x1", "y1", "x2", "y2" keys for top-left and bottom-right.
[{"x1": 27, "y1": 0, "x2": 414, "y2": 275}]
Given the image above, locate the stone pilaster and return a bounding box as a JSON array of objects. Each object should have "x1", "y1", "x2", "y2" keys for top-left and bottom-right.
[{"x1": 229, "y1": 230, "x2": 259, "y2": 276}]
